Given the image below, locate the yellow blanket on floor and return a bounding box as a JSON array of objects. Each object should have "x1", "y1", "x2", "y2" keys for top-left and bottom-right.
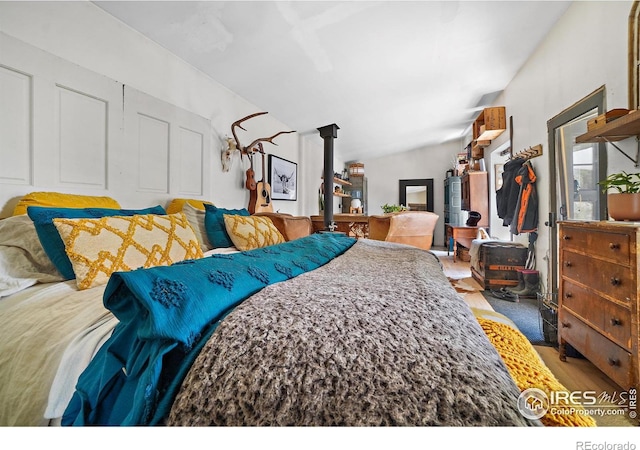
[{"x1": 474, "y1": 312, "x2": 596, "y2": 427}]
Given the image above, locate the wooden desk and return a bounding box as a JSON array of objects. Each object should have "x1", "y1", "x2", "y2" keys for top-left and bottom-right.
[
  {"x1": 310, "y1": 214, "x2": 369, "y2": 238},
  {"x1": 445, "y1": 225, "x2": 481, "y2": 262}
]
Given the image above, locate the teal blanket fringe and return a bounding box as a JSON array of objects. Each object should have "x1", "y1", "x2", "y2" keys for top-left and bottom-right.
[{"x1": 62, "y1": 233, "x2": 356, "y2": 426}]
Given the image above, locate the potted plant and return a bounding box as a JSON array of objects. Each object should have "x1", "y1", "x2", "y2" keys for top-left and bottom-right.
[
  {"x1": 381, "y1": 203, "x2": 407, "y2": 214},
  {"x1": 599, "y1": 171, "x2": 640, "y2": 221}
]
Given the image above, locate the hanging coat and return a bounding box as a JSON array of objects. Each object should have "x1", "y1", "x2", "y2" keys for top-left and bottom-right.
[
  {"x1": 510, "y1": 161, "x2": 538, "y2": 235},
  {"x1": 496, "y1": 157, "x2": 525, "y2": 227}
]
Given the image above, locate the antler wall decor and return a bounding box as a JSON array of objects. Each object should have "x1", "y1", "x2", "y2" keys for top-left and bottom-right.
[
  {"x1": 220, "y1": 111, "x2": 295, "y2": 172},
  {"x1": 221, "y1": 137, "x2": 237, "y2": 173}
]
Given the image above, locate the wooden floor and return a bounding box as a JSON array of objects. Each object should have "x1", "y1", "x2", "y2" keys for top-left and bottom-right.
[{"x1": 432, "y1": 247, "x2": 638, "y2": 427}]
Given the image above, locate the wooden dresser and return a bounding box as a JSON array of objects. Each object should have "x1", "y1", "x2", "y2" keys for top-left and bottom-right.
[
  {"x1": 558, "y1": 221, "x2": 639, "y2": 390},
  {"x1": 460, "y1": 171, "x2": 488, "y2": 227}
]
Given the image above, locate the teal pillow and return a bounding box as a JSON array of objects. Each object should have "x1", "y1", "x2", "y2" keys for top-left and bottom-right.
[
  {"x1": 27, "y1": 205, "x2": 167, "y2": 280},
  {"x1": 203, "y1": 204, "x2": 249, "y2": 249}
]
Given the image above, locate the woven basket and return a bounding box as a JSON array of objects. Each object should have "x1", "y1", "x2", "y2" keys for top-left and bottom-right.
[
  {"x1": 348, "y1": 163, "x2": 364, "y2": 177},
  {"x1": 458, "y1": 246, "x2": 471, "y2": 262}
]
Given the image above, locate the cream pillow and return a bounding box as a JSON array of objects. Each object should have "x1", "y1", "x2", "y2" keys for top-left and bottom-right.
[
  {"x1": 182, "y1": 202, "x2": 212, "y2": 251},
  {"x1": 223, "y1": 214, "x2": 285, "y2": 251},
  {"x1": 0, "y1": 215, "x2": 65, "y2": 297},
  {"x1": 53, "y1": 212, "x2": 203, "y2": 290}
]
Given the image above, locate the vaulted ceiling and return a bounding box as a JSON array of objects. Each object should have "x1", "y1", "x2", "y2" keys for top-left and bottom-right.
[{"x1": 95, "y1": 1, "x2": 572, "y2": 161}]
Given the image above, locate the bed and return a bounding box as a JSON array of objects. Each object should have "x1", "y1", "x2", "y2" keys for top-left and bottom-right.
[{"x1": 0, "y1": 193, "x2": 595, "y2": 427}]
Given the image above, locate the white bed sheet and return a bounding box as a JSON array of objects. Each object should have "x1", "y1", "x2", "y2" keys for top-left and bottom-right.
[
  {"x1": 0, "y1": 247, "x2": 238, "y2": 426},
  {"x1": 0, "y1": 281, "x2": 109, "y2": 426}
]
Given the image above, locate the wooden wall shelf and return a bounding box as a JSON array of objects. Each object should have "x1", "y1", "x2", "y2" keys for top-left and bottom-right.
[
  {"x1": 333, "y1": 177, "x2": 352, "y2": 186},
  {"x1": 473, "y1": 107, "x2": 506, "y2": 142},
  {"x1": 467, "y1": 107, "x2": 506, "y2": 165},
  {"x1": 322, "y1": 176, "x2": 352, "y2": 186},
  {"x1": 575, "y1": 109, "x2": 640, "y2": 143}
]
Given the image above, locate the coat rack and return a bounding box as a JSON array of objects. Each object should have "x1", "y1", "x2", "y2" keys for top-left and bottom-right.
[{"x1": 512, "y1": 144, "x2": 543, "y2": 160}]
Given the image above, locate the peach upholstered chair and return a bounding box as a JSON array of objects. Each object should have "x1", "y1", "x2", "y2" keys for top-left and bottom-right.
[
  {"x1": 368, "y1": 211, "x2": 439, "y2": 251},
  {"x1": 252, "y1": 212, "x2": 313, "y2": 241}
]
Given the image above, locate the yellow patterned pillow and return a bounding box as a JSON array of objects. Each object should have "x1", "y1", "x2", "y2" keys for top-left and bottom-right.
[
  {"x1": 223, "y1": 214, "x2": 285, "y2": 251},
  {"x1": 53, "y1": 212, "x2": 204, "y2": 290},
  {"x1": 12, "y1": 191, "x2": 121, "y2": 216},
  {"x1": 166, "y1": 198, "x2": 213, "y2": 214}
]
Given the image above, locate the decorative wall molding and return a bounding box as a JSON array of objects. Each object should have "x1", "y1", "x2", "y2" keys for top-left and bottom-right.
[
  {"x1": 136, "y1": 112, "x2": 170, "y2": 193},
  {"x1": 177, "y1": 126, "x2": 205, "y2": 196},
  {"x1": 0, "y1": 64, "x2": 32, "y2": 186},
  {"x1": 55, "y1": 84, "x2": 108, "y2": 188},
  {"x1": 0, "y1": 32, "x2": 211, "y2": 215}
]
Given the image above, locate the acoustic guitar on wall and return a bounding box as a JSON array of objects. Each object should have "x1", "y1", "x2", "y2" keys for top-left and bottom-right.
[
  {"x1": 253, "y1": 144, "x2": 273, "y2": 213},
  {"x1": 245, "y1": 151, "x2": 257, "y2": 191},
  {"x1": 246, "y1": 151, "x2": 258, "y2": 214}
]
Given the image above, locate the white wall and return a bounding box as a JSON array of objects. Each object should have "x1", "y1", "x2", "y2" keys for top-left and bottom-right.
[{"x1": 0, "y1": 1, "x2": 313, "y2": 215}]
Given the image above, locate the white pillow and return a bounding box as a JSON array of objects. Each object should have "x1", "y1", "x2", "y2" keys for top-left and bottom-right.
[{"x1": 0, "y1": 215, "x2": 64, "y2": 298}]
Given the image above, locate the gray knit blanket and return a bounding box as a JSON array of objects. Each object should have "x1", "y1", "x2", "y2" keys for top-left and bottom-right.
[{"x1": 167, "y1": 239, "x2": 534, "y2": 426}]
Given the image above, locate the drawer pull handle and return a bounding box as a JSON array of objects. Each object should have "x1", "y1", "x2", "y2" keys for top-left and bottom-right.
[
  {"x1": 610, "y1": 277, "x2": 621, "y2": 286},
  {"x1": 609, "y1": 242, "x2": 620, "y2": 250},
  {"x1": 564, "y1": 261, "x2": 572, "y2": 267},
  {"x1": 561, "y1": 322, "x2": 571, "y2": 328},
  {"x1": 608, "y1": 358, "x2": 620, "y2": 367},
  {"x1": 610, "y1": 318, "x2": 622, "y2": 326},
  {"x1": 563, "y1": 235, "x2": 571, "y2": 240},
  {"x1": 564, "y1": 292, "x2": 573, "y2": 299}
]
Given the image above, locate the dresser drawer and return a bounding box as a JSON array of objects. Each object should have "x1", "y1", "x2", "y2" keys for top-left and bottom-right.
[
  {"x1": 561, "y1": 280, "x2": 632, "y2": 350},
  {"x1": 559, "y1": 310, "x2": 633, "y2": 390},
  {"x1": 560, "y1": 226, "x2": 630, "y2": 266},
  {"x1": 561, "y1": 250, "x2": 635, "y2": 303}
]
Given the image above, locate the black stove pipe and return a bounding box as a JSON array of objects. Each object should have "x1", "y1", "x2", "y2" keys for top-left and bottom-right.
[{"x1": 317, "y1": 124, "x2": 339, "y2": 230}]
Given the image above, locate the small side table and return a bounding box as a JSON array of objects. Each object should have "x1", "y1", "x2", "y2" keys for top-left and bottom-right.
[{"x1": 445, "y1": 225, "x2": 481, "y2": 262}]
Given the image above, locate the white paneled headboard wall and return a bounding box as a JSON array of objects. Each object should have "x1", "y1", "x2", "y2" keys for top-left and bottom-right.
[
  {"x1": 121, "y1": 86, "x2": 211, "y2": 203},
  {"x1": 0, "y1": 32, "x2": 212, "y2": 217}
]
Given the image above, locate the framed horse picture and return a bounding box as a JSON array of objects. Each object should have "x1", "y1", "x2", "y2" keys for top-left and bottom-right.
[{"x1": 269, "y1": 154, "x2": 297, "y2": 201}]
